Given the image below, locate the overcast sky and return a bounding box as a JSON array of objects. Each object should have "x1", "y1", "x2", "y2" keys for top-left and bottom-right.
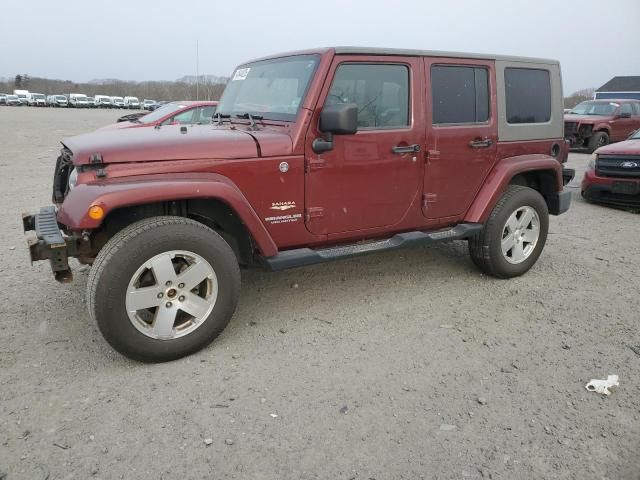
[{"x1": 1, "y1": 0, "x2": 638, "y2": 94}]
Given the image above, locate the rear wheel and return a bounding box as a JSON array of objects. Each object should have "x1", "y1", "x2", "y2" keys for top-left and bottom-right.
[
  {"x1": 469, "y1": 185, "x2": 549, "y2": 278},
  {"x1": 588, "y1": 131, "x2": 609, "y2": 153},
  {"x1": 87, "y1": 216, "x2": 241, "y2": 362}
]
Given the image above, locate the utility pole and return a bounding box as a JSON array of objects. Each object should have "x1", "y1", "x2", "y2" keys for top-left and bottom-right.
[{"x1": 196, "y1": 39, "x2": 199, "y2": 101}]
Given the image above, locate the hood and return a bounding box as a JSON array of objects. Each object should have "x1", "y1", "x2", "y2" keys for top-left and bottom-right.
[
  {"x1": 564, "y1": 113, "x2": 611, "y2": 123},
  {"x1": 596, "y1": 138, "x2": 640, "y2": 156},
  {"x1": 63, "y1": 125, "x2": 293, "y2": 165},
  {"x1": 98, "y1": 121, "x2": 141, "y2": 131}
]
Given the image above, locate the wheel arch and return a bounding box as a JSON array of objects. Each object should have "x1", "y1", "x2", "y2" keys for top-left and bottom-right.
[
  {"x1": 98, "y1": 199, "x2": 259, "y2": 267},
  {"x1": 57, "y1": 173, "x2": 278, "y2": 259},
  {"x1": 592, "y1": 123, "x2": 611, "y2": 135},
  {"x1": 464, "y1": 154, "x2": 563, "y2": 223}
]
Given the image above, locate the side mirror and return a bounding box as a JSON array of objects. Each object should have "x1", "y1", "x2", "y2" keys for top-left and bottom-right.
[
  {"x1": 312, "y1": 103, "x2": 358, "y2": 154},
  {"x1": 320, "y1": 103, "x2": 358, "y2": 134},
  {"x1": 616, "y1": 111, "x2": 632, "y2": 119}
]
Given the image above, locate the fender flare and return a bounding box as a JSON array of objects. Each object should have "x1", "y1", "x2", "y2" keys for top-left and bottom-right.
[
  {"x1": 592, "y1": 122, "x2": 611, "y2": 135},
  {"x1": 57, "y1": 172, "x2": 278, "y2": 256},
  {"x1": 464, "y1": 154, "x2": 563, "y2": 223}
]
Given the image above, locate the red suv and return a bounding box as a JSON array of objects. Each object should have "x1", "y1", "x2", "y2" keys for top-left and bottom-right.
[
  {"x1": 564, "y1": 99, "x2": 640, "y2": 152},
  {"x1": 582, "y1": 128, "x2": 640, "y2": 208},
  {"x1": 105, "y1": 101, "x2": 218, "y2": 130},
  {"x1": 23, "y1": 47, "x2": 573, "y2": 361}
]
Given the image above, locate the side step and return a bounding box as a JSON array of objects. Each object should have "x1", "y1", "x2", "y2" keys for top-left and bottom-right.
[{"x1": 264, "y1": 223, "x2": 482, "y2": 271}]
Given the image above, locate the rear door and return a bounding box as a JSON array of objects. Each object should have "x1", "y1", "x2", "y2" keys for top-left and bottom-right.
[
  {"x1": 611, "y1": 103, "x2": 638, "y2": 141},
  {"x1": 304, "y1": 56, "x2": 425, "y2": 235},
  {"x1": 423, "y1": 59, "x2": 497, "y2": 220}
]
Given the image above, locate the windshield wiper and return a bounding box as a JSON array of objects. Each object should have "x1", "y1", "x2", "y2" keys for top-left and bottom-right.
[
  {"x1": 236, "y1": 112, "x2": 263, "y2": 130},
  {"x1": 215, "y1": 112, "x2": 231, "y2": 126}
]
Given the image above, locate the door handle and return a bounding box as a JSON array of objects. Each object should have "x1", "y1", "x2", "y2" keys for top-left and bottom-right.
[
  {"x1": 469, "y1": 138, "x2": 494, "y2": 148},
  {"x1": 392, "y1": 144, "x2": 421, "y2": 154}
]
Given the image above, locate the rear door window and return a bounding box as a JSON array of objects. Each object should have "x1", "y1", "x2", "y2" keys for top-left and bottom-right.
[
  {"x1": 619, "y1": 103, "x2": 633, "y2": 115},
  {"x1": 504, "y1": 68, "x2": 551, "y2": 124},
  {"x1": 431, "y1": 65, "x2": 489, "y2": 124}
]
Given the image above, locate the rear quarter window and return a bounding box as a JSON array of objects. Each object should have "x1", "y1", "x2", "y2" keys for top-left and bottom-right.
[{"x1": 505, "y1": 68, "x2": 551, "y2": 124}]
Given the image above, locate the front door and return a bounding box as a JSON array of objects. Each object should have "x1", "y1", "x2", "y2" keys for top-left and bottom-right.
[
  {"x1": 423, "y1": 58, "x2": 498, "y2": 220},
  {"x1": 610, "y1": 103, "x2": 639, "y2": 141},
  {"x1": 304, "y1": 57, "x2": 424, "y2": 235}
]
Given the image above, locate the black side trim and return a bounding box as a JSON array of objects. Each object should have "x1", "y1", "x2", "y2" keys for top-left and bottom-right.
[{"x1": 264, "y1": 223, "x2": 483, "y2": 271}]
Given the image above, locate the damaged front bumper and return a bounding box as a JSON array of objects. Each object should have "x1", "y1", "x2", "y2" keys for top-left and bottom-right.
[{"x1": 23, "y1": 206, "x2": 92, "y2": 283}]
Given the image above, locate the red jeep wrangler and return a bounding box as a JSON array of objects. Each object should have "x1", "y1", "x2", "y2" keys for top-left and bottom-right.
[{"x1": 23, "y1": 47, "x2": 573, "y2": 361}]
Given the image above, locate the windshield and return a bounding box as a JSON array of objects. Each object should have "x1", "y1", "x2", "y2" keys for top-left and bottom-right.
[
  {"x1": 217, "y1": 54, "x2": 319, "y2": 122},
  {"x1": 113, "y1": 97, "x2": 123, "y2": 102},
  {"x1": 8, "y1": 95, "x2": 17, "y2": 100},
  {"x1": 139, "y1": 103, "x2": 186, "y2": 123},
  {"x1": 570, "y1": 101, "x2": 618, "y2": 116},
  {"x1": 56, "y1": 96, "x2": 66, "y2": 101},
  {"x1": 34, "y1": 94, "x2": 45, "y2": 99}
]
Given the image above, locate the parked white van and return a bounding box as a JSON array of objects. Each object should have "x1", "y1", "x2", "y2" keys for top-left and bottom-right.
[
  {"x1": 95, "y1": 95, "x2": 112, "y2": 108},
  {"x1": 69, "y1": 93, "x2": 89, "y2": 108},
  {"x1": 111, "y1": 96, "x2": 125, "y2": 109},
  {"x1": 28, "y1": 93, "x2": 47, "y2": 106},
  {"x1": 124, "y1": 96, "x2": 140, "y2": 109},
  {"x1": 13, "y1": 89, "x2": 29, "y2": 105},
  {"x1": 47, "y1": 95, "x2": 69, "y2": 107}
]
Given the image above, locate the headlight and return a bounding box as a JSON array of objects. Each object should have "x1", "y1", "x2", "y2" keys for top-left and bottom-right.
[
  {"x1": 588, "y1": 153, "x2": 597, "y2": 170},
  {"x1": 68, "y1": 167, "x2": 78, "y2": 190}
]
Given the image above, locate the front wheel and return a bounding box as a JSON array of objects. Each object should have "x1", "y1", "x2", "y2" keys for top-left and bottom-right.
[
  {"x1": 588, "y1": 131, "x2": 609, "y2": 153},
  {"x1": 468, "y1": 185, "x2": 549, "y2": 278},
  {"x1": 87, "y1": 216, "x2": 241, "y2": 362}
]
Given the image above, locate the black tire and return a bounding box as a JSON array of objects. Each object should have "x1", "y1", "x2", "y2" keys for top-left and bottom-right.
[
  {"x1": 87, "y1": 216, "x2": 241, "y2": 362},
  {"x1": 587, "y1": 131, "x2": 609, "y2": 153},
  {"x1": 468, "y1": 185, "x2": 549, "y2": 279}
]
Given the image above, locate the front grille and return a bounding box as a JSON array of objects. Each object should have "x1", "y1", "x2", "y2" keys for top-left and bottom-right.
[
  {"x1": 564, "y1": 121, "x2": 578, "y2": 137},
  {"x1": 596, "y1": 154, "x2": 640, "y2": 178},
  {"x1": 52, "y1": 147, "x2": 74, "y2": 203}
]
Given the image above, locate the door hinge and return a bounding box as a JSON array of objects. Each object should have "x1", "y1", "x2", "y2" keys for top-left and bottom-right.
[
  {"x1": 305, "y1": 157, "x2": 326, "y2": 173},
  {"x1": 305, "y1": 207, "x2": 325, "y2": 221},
  {"x1": 426, "y1": 149, "x2": 440, "y2": 162},
  {"x1": 422, "y1": 193, "x2": 437, "y2": 209}
]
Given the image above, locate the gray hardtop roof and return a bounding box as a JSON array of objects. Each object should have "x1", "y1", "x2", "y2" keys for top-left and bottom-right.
[
  {"x1": 333, "y1": 46, "x2": 559, "y2": 65},
  {"x1": 240, "y1": 47, "x2": 559, "y2": 67}
]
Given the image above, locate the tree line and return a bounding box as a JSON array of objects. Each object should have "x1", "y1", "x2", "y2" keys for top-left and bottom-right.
[
  {"x1": 4, "y1": 73, "x2": 596, "y2": 108},
  {"x1": 564, "y1": 88, "x2": 596, "y2": 109},
  {"x1": 2, "y1": 74, "x2": 228, "y2": 101}
]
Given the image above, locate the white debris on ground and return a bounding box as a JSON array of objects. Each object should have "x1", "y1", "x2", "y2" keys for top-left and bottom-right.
[{"x1": 585, "y1": 375, "x2": 620, "y2": 395}]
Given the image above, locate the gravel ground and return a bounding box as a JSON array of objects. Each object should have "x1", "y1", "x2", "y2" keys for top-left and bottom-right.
[{"x1": 0, "y1": 107, "x2": 638, "y2": 480}]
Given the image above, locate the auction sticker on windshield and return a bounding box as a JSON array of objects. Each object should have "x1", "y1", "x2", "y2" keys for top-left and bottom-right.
[{"x1": 232, "y1": 68, "x2": 250, "y2": 81}]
